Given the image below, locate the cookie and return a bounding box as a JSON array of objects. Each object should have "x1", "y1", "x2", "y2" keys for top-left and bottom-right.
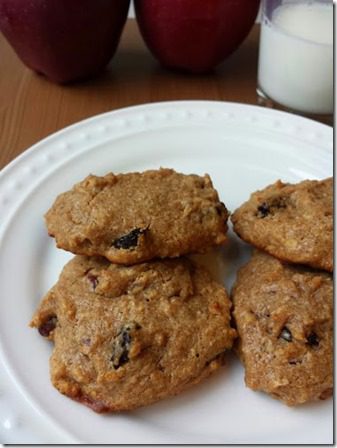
[
  {"x1": 30, "y1": 255, "x2": 236, "y2": 412},
  {"x1": 232, "y1": 251, "x2": 333, "y2": 406},
  {"x1": 45, "y1": 168, "x2": 228, "y2": 264},
  {"x1": 231, "y1": 178, "x2": 333, "y2": 272}
]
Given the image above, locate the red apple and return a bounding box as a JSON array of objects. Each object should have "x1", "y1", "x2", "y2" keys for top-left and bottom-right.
[
  {"x1": 135, "y1": 0, "x2": 260, "y2": 73},
  {"x1": 0, "y1": 0, "x2": 130, "y2": 83}
]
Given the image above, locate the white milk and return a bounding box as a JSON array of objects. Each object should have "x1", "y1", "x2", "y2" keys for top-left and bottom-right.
[{"x1": 258, "y1": 2, "x2": 333, "y2": 114}]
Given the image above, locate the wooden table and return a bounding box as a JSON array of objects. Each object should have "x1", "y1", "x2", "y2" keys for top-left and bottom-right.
[{"x1": 0, "y1": 20, "x2": 283, "y2": 170}]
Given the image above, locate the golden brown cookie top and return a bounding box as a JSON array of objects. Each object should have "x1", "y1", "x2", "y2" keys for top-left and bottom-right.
[
  {"x1": 31, "y1": 255, "x2": 236, "y2": 412},
  {"x1": 231, "y1": 178, "x2": 332, "y2": 272},
  {"x1": 45, "y1": 168, "x2": 228, "y2": 264},
  {"x1": 232, "y1": 251, "x2": 333, "y2": 406}
]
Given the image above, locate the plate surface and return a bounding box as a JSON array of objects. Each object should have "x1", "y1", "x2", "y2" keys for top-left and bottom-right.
[{"x1": 0, "y1": 101, "x2": 333, "y2": 444}]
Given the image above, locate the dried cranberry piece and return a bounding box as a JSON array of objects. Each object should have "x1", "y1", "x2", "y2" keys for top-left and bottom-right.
[
  {"x1": 82, "y1": 338, "x2": 91, "y2": 346},
  {"x1": 257, "y1": 197, "x2": 287, "y2": 218},
  {"x1": 112, "y1": 228, "x2": 147, "y2": 250},
  {"x1": 288, "y1": 359, "x2": 302, "y2": 365},
  {"x1": 38, "y1": 315, "x2": 57, "y2": 337},
  {"x1": 74, "y1": 393, "x2": 110, "y2": 413},
  {"x1": 87, "y1": 273, "x2": 98, "y2": 290},
  {"x1": 279, "y1": 326, "x2": 292, "y2": 342},
  {"x1": 111, "y1": 327, "x2": 131, "y2": 369},
  {"x1": 257, "y1": 202, "x2": 270, "y2": 218},
  {"x1": 307, "y1": 332, "x2": 319, "y2": 347},
  {"x1": 111, "y1": 323, "x2": 141, "y2": 369}
]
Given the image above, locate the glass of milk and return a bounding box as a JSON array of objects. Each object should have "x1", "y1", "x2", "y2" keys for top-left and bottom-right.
[{"x1": 257, "y1": 0, "x2": 333, "y2": 117}]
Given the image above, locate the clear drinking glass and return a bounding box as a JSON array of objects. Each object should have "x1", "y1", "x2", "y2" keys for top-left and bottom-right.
[{"x1": 257, "y1": 0, "x2": 333, "y2": 121}]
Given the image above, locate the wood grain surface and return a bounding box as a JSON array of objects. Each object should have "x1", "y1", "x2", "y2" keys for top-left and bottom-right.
[{"x1": 1, "y1": 19, "x2": 326, "y2": 171}]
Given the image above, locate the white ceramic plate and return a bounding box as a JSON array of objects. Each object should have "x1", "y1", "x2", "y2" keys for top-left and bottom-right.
[{"x1": 0, "y1": 101, "x2": 333, "y2": 444}]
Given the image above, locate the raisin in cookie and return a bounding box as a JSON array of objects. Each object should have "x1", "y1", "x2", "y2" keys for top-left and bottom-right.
[
  {"x1": 231, "y1": 178, "x2": 332, "y2": 272},
  {"x1": 31, "y1": 255, "x2": 236, "y2": 412},
  {"x1": 232, "y1": 251, "x2": 333, "y2": 406},
  {"x1": 45, "y1": 168, "x2": 228, "y2": 264}
]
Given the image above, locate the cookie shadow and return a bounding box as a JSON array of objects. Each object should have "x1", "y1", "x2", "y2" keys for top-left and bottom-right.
[{"x1": 190, "y1": 230, "x2": 252, "y2": 291}]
